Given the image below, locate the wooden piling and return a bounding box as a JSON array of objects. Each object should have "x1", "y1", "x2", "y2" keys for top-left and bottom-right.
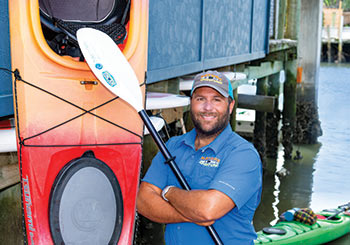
[
  {"x1": 266, "y1": 72, "x2": 281, "y2": 159},
  {"x1": 297, "y1": 0, "x2": 323, "y2": 143},
  {"x1": 253, "y1": 77, "x2": 268, "y2": 168},
  {"x1": 277, "y1": 0, "x2": 287, "y2": 39},
  {"x1": 338, "y1": 33, "x2": 343, "y2": 63},
  {"x1": 327, "y1": 25, "x2": 332, "y2": 63},
  {"x1": 285, "y1": 0, "x2": 301, "y2": 40},
  {"x1": 338, "y1": 2, "x2": 344, "y2": 63},
  {"x1": 282, "y1": 57, "x2": 297, "y2": 159},
  {"x1": 281, "y1": 0, "x2": 300, "y2": 159}
]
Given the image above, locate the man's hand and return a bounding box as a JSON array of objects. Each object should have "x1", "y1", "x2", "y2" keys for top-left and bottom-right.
[
  {"x1": 136, "y1": 181, "x2": 191, "y2": 224},
  {"x1": 137, "y1": 181, "x2": 235, "y2": 225},
  {"x1": 164, "y1": 186, "x2": 235, "y2": 223}
]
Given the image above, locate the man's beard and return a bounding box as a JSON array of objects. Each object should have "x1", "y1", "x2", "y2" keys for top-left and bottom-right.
[{"x1": 190, "y1": 105, "x2": 231, "y2": 137}]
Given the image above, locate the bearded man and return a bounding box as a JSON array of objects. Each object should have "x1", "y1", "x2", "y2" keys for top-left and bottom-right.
[{"x1": 137, "y1": 70, "x2": 262, "y2": 244}]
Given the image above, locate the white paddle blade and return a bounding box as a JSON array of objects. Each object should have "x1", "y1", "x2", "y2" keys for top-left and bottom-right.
[{"x1": 77, "y1": 28, "x2": 144, "y2": 112}]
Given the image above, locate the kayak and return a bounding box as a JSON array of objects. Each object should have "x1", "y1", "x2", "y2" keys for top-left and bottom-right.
[
  {"x1": 9, "y1": 0, "x2": 148, "y2": 244},
  {"x1": 254, "y1": 204, "x2": 350, "y2": 244}
]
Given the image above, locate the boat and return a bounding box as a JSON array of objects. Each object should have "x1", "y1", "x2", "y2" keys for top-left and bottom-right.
[
  {"x1": 254, "y1": 203, "x2": 350, "y2": 244},
  {"x1": 9, "y1": 0, "x2": 148, "y2": 244}
]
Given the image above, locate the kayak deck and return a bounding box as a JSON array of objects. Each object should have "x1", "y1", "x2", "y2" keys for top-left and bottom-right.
[{"x1": 255, "y1": 209, "x2": 350, "y2": 244}]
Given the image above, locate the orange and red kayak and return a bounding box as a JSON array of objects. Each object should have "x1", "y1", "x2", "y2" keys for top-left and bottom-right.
[{"x1": 9, "y1": 0, "x2": 148, "y2": 244}]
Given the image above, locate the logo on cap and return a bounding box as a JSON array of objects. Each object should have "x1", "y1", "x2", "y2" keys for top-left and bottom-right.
[
  {"x1": 191, "y1": 70, "x2": 233, "y2": 99},
  {"x1": 199, "y1": 74, "x2": 223, "y2": 84}
]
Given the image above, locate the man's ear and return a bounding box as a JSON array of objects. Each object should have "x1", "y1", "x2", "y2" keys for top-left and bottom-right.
[{"x1": 229, "y1": 99, "x2": 235, "y2": 114}]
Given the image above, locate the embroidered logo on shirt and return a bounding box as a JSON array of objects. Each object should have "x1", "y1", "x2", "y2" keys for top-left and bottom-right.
[{"x1": 198, "y1": 157, "x2": 220, "y2": 167}]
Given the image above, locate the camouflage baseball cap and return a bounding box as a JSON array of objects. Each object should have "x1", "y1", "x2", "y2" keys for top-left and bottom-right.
[{"x1": 191, "y1": 70, "x2": 233, "y2": 99}]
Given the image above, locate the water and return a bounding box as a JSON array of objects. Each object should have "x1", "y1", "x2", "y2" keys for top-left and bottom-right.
[{"x1": 253, "y1": 63, "x2": 350, "y2": 244}]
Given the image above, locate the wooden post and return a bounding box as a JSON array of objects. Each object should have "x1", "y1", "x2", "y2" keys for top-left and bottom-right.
[
  {"x1": 281, "y1": 0, "x2": 300, "y2": 158},
  {"x1": 285, "y1": 0, "x2": 301, "y2": 40},
  {"x1": 338, "y1": 2, "x2": 343, "y2": 63},
  {"x1": 277, "y1": 0, "x2": 287, "y2": 39},
  {"x1": 253, "y1": 77, "x2": 268, "y2": 168},
  {"x1": 338, "y1": 16, "x2": 343, "y2": 63},
  {"x1": 296, "y1": 0, "x2": 323, "y2": 143},
  {"x1": 327, "y1": 25, "x2": 332, "y2": 63},
  {"x1": 283, "y1": 57, "x2": 297, "y2": 159},
  {"x1": 266, "y1": 72, "x2": 281, "y2": 159}
]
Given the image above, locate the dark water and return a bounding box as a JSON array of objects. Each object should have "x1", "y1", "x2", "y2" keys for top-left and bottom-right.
[{"x1": 253, "y1": 63, "x2": 350, "y2": 244}]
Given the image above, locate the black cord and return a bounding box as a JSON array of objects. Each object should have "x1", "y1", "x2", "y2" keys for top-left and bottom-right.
[
  {"x1": 23, "y1": 71, "x2": 140, "y2": 138},
  {"x1": 0, "y1": 67, "x2": 29, "y2": 244},
  {"x1": 3, "y1": 68, "x2": 143, "y2": 147},
  {"x1": 0, "y1": 67, "x2": 13, "y2": 73}
]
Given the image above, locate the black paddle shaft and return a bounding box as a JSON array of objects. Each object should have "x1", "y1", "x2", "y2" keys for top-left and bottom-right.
[
  {"x1": 326, "y1": 202, "x2": 350, "y2": 220},
  {"x1": 139, "y1": 110, "x2": 223, "y2": 245}
]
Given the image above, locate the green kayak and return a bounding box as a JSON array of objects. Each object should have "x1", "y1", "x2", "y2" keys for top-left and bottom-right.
[{"x1": 255, "y1": 203, "x2": 350, "y2": 244}]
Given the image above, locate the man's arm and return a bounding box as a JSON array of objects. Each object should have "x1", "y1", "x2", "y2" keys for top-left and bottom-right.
[
  {"x1": 164, "y1": 186, "x2": 235, "y2": 223},
  {"x1": 136, "y1": 181, "x2": 191, "y2": 224}
]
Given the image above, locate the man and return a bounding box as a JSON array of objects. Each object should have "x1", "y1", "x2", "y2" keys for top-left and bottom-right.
[{"x1": 137, "y1": 70, "x2": 262, "y2": 244}]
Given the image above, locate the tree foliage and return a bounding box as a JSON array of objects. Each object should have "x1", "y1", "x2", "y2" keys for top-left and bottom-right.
[{"x1": 324, "y1": 0, "x2": 350, "y2": 11}]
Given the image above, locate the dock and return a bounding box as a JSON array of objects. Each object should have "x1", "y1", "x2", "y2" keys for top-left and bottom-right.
[{"x1": 322, "y1": 4, "x2": 350, "y2": 62}]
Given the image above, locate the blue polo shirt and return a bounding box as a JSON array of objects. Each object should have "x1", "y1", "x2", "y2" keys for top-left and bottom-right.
[{"x1": 142, "y1": 125, "x2": 262, "y2": 244}]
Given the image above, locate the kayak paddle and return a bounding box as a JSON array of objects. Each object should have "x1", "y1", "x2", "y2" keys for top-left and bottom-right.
[
  {"x1": 76, "y1": 28, "x2": 223, "y2": 245},
  {"x1": 326, "y1": 202, "x2": 350, "y2": 220}
]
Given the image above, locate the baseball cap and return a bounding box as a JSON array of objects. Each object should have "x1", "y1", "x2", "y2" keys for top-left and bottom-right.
[{"x1": 191, "y1": 70, "x2": 233, "y2": 99}]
